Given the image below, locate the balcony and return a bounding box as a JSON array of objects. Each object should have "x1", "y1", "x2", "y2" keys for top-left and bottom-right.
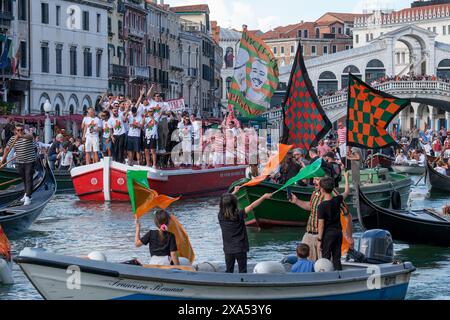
[
  {"x1": 186, "y1": 68, "x2": 198, "y2": 78},
  {"x1": 109, "y1": 64, "x2": 128, "y2": 79},
  {"x1": 0, "y1": 11, "x2": 13, "y2": 30},
  {"x1": 127, "y1": 27, "x2": 145, "y2": 39},
  {"x1": 129, "y1": 66, "x2": 149, "y2": 79}
]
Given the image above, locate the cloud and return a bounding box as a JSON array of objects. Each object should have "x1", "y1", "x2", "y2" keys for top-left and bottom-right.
[{"x1": 257, "y1": 16, "x2": 282, "y2": 32}]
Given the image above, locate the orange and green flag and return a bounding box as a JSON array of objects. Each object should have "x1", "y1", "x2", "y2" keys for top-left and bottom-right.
[
  {"x1": 242, "y1": 144, "x2": 293, "y2": 187},
  {"x1": 347, "y1": 74, "x2": 409, "y2": 149},
  {"x1": 228, "y1": 27, "x2": 279, "y2": 117},
  {"x1": 126, "y1": 171, "x2": 194, "y2": 263},
  {"x1": 0, "y1": 225, "x2": 11, "y2": 262}
]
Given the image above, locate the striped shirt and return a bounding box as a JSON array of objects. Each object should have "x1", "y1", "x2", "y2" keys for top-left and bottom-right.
[
  {"x1": 7, "y1": 136, "x2": 37, "y2": 164},
  {"x1": 337, "y1": 127, "x2": 347, "y2": 145},
  {"x1": 306, "y1": 190, "x2": 341, "y2": 234}
]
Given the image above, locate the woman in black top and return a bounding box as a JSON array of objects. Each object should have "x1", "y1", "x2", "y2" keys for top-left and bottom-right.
[
  {"x1": 135, "y1": 210, "x2": 180, "y2": 266},
  {"x1": 218, "y1": 187, "x2": 272, "y2": 273}
]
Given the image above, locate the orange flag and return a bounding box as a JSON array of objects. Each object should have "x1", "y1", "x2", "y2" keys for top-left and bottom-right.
[
  {"x1": 242, "y1": 144, "x2": 293, "y2": 187},
  {"x1": 168, "y1": 214, "x2": 195, "y2": 263},
  {"x1": 133, "y1": 181, "x2": 180, "y2": 219},
  {"x1": 340, "y1": 203, "x2": 351, "y2": 256},
  {"x1": 0, "y1": 225, "x2": 11, "y2": 262}
]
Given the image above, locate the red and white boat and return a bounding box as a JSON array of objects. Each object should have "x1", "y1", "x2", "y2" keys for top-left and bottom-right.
[{"x1": 70, "y1": 158, "x2": 246, "y2": 202}]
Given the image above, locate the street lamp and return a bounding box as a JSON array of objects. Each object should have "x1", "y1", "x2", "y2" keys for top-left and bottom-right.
[{"x1": 43, "y1": 99, "x2": 53, "y2": 144}]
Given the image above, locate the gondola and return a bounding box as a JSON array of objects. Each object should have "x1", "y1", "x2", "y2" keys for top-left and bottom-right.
[
  {"x1": 0, "y1": 159, "x2": 56, "y2": 237},
  {"x1": 365, "y1": 153, "x2": 394, "y2": 169},
  {"x1": 426, "y1": 161, "x2": 450, "y2": 193},
  {"x1": 0, "y1": 167, "x2": 43, "y2": 207},
  {"x1": 358, "y1": 189, "x2": 450, "y2": 247}
]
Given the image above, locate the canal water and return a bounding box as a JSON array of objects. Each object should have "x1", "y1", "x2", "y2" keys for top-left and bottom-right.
[{"x1": 1, "y1": 175, "x2": 449, "y2": 300}]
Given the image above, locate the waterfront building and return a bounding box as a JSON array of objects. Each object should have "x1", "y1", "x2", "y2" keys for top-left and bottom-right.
[{"x1": 107, "y1": 0, "x2": 127, "y2": 96}]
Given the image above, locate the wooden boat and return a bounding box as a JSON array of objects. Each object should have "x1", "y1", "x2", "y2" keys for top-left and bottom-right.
[
  {"x1": 365, "y1": 153, "x2": 394, "y2": 169},
  {"x1": 0, "y1": 165, "x2": 73, "y2": 194},
  {"x1": 0, "y1": 165, "x2": 44, "y2": 207},
  {"x1": 392, "y1": 163, "x2": 425, "y2": 175},
  {"x1": 0, "y1": 159, "x2": 56, "y2": 237},
  {"x1": 15, "y1": 247, "x2": 415, "y2": 300},
  {"x1": 230, "y1": 168, "x2": 412, "y2": 228},
  {"x1": 71, "y1": 157, "x2": 246, "y2": 202},
  {"x1": 358, "y1": 189, "x2": 450, "y2": 247},
  {"x1": 426, "y1": 161, "x2": 450, "y2": 193}
]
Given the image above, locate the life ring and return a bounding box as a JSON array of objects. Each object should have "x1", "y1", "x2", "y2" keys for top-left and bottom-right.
[{"x1": 391, "y1": 191, "x2": 402, "y2": 210}]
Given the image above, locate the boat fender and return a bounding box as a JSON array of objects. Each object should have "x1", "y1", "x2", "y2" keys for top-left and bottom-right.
[
  {"x1": 253, "y1": 262, "x2": 285, "y2": 274},
  {"x1": 179, "y1": 257, "x2": 191, "y2": 266},
  {"x1": 314, "y1": 259, "x2": 334, "y2": 273},
  {"x1": 194, "y1": 262, "x2": 219, "y2": 273},
  {"x1": 391, "y1": 191, "x2": 402, "y2": 210},
  {"x1": 87, "y1": 251, "x2": 107, "y2": 262},
  {"x1": 0, "y1": 258, "x2": 14, "y2": 285}
]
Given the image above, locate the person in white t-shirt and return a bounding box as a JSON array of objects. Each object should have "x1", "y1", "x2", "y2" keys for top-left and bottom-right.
[
  {"x1": 144, "y1": 109, "x2": 159, "y2": 168},
  {"x1": 100, "y1": 111, "x2": 113, "y2": 157},
  {"x1": 177, "y1": 112, "x2": 193, "y2": 166},
  {"x1": 82, "y1": 107, "x2": 101, "y2": 165},
  {"x1": 125, "y1": 89, "x2": 146, "y2": 165},
  {"x1": 108, "y1": 105, "x2": 127, "y2": 163},
  {"x1": 57, "y1": 142, "x2": 74, "y2": 171}
]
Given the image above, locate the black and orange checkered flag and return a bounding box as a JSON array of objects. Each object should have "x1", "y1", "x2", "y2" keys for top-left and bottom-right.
[{"x1": 346, "y1": 74, "x2": 409, "y2": 149}]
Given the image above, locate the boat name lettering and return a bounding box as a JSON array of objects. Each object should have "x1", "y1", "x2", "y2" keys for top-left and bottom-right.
[
  {"x1": 220, "y1": 171, "x2": 245, "y2": 178},
  {"x1": 109, "y1": 280, "x2": 184, "y2": 293},
  {"x1": 384, "y1": 276, "x2": 396, "y2": 286}
]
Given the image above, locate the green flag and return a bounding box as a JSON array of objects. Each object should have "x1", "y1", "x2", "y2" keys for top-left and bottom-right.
[
  {"x1": 126, "y1": 170, "x2": 149, "y2": 214},
  {"x1": 274, "y1": 158, "x2": 325, "y2": 194}
]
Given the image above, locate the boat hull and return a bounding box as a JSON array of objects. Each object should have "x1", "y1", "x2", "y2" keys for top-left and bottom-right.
[
  {"x1": 365, "y1": 154, "x2": 394, "y2": 169},
  {"x1": 71, "y1": 158, "x2": 246, "y2": 202},
  {"x1": 392, "y1": 165, "x2": 425, "y2": 175},
  {"x1": 230, "y1": 169, "x2": 412, "y2": 227},
  {"x1": 359, "y1": 190, "x2": 450, "y2": 247},
  {"x1": 427, "y1": 162, "x2": 450, "y2": 193},
  {"x1": 0, "y1": 167, "x2": 73, "y2": 194},
  {"x1": 16, "y1": 248, "x2": 414, "y2": 300},
  {"x1": 0, "y1": 160, "x2": 57, "y2": 237}
]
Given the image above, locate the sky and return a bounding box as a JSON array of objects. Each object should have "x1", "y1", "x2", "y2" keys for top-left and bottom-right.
[{"x1": 165, "y1": 0, "x2": 414, "y2": 32}]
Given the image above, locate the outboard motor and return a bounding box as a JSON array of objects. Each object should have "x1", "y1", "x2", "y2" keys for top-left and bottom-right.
[{"x1": 358, "y1": 229, "x2": 394, "y2": 264}]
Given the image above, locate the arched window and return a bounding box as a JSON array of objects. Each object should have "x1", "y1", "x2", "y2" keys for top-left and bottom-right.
[
  {"x1": 437, "y1": 59, "x2": 450, "y2": 79},
  {"x1": 341, "y1": 65, "x2": 361, "y2": 89},
  {"x1": 69, "y1": 105, "x2": 74, "y2": 115},
  {"x1": 365, "y1": 59, "x2": 385, "y2": 81},
  {"x1": 55, "y1": 104, "x2": 60, "y2": 116},
  {"x1": 317, "y1": 71, "x2": 338, "y2": 96},
  {"x1": 40, "y1": 104, "x2": 45, "y2": 115}
]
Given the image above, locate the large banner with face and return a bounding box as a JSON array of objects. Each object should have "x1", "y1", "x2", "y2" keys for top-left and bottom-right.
[{"x1": 228, "y1": 29, "x2": 279, "y2": 117}]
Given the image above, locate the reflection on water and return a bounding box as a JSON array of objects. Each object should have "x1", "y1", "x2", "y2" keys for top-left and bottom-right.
[{"x1": 1, "y1": 175, "x2": 449, "y2": 300}]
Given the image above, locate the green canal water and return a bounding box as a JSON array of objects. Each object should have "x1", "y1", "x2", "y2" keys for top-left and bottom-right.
[{"x1": 1, "y1": 176, "x2": 449, "y2": 300}]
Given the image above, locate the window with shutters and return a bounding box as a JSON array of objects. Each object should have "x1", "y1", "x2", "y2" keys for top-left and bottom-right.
[
  {"x1": 97, "y1": 14, "x2": 101, "y2": 33},
  {"x1": 96, "y1": 50, "x2": 102, "y2": 77},
  {"x1": 70, "y1": 46, "x2": 77, "y2": 76},
  {"x1": 41, "y1": 43, "x2": 49, "y2": 73},
  {"x1": 41, "y1": 3, "x2": 49, "y2": 24},
  {"x1": 84, "y1": 48, "x2": 92, "y2": 77},
  {"x1": 56, "y1": 44, "x2": 63, "y2": 74},
  {"x1": 20, "y1": 41, "x2": 27, "y2": 68},
  {"x1": 56, "y1": 6, "x2": 61, "y2": 26},
  {"x1": 18, "y1": 0, "x2": 27, "y2": 21},
  {"x1": 83, "y1": 11, "x2": 89, "y2": 31}
]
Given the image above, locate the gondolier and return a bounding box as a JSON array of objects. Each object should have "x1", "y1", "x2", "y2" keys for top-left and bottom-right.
[{"x1": 1, "y1": 124, "x2": 37, "y2": 206}]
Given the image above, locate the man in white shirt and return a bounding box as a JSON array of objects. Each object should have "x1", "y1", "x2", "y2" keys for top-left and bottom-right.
[
  {"x1": 395, "y1": 150, "x2": 408, "y2": 165},
  {"x1": 82, "y1": 107, "x2": 101, "y2": 165},
  {"x1": 108, "y1": 106, "x2": 127, "y2": 163},
  {"x1": 57, "y1": 142, "x2": 74, "y2": 171},
  {"x1": 126, "y1": 106, "x2": 143, "y2": 166}
]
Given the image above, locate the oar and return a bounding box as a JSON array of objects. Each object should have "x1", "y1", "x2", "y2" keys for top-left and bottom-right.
[
  {"x1": 0, "y1": 177, "x2": 21, "y2": 188},
  {"x1": 0, "y1": 157, "x2": 17, "y2": 171}
]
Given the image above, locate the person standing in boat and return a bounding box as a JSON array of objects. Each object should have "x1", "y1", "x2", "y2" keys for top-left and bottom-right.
[
  {"x1": 108, "y1": 104, "x2": 127, "y2": 164},
  {"x1": 289, "y1": 176, "x2": 354, "y2": 262},
  {"x1": 317, "y1": 173, "x2": 351, "y2": 271},
  {"x1": 218, "y1": 187, "x2": 272, "y2": 273},
  {"x1": 134, "y1": 210, "x2": 180, "y2": 266},
  {"x1": 82, "y1": 107, "x2": 101, "y2": 165},
  {"x1": 1, "y1": 124, "x2": 37, "y2": 206}
]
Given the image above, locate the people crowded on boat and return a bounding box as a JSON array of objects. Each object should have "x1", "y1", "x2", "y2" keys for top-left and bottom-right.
[
  {"x1": 395, "y1": 150, "x2": 408, "y2": 165},
  {"x1": 134, "y1": 210, "x2": 180, "y2": 266},
  {"x1": 435, "y1": 160, "x2": 449, "y2": 176}
]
